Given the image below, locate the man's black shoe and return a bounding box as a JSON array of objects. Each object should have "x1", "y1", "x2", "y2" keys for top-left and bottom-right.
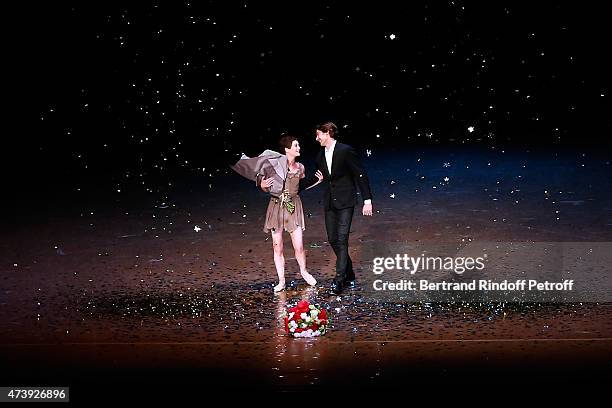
[
  {"x1": 344, "y1": 279, "x2": 356, "y2": 288},
  {"x1": 331, "y1": 281, "x2": 344, "y2": 294}
]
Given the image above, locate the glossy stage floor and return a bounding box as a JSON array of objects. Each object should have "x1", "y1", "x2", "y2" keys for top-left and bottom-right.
[{"x1": 2, "y1": 148, "x2": 611, "y2": 398}]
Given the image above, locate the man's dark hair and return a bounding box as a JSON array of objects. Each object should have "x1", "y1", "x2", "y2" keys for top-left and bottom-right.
[{"x1": 316, "y1": 121, "x2": 338, "y2": 138}]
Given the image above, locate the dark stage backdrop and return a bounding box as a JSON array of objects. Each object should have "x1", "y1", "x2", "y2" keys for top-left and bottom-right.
[{"x1": 7, "y1": 1, "x2": 611, "y2": 213}]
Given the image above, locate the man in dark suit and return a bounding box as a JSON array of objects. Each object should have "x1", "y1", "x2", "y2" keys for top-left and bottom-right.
[{"x1": 300, "y1": 121, "x2": 373, "y2": 294}]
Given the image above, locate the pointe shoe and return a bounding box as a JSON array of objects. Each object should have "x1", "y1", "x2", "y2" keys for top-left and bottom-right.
[
  {"x1": 301, "y1": 271, "x2": 317, "y2": 286},
  {"x1": 273, "y1": 281, "x2": 286, "y2": 293}
]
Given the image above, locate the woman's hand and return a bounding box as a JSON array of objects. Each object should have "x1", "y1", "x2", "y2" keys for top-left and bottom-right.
[
  {"x1": 305, "y1": 170, "x2": 324, "y2": 191},
  {"x1": 260, "y1": 176, "x2": 274, "y2": 191},
  {"x1": 315, "y1": 170, "x2": 323, "y2": 182}
]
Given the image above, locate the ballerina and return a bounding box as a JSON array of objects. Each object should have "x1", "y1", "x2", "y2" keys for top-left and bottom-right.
[{"x1": 232, "y1": 135, "x2": 323, "y2": 292}]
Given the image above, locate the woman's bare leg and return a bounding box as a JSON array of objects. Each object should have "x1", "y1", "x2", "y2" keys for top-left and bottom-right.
[
  {"x1": 289, "y1": 228, "x2": 316, "y2": 286},
  {"x1": 271, "y1": 229, "x2": 286, "y2": 292}
]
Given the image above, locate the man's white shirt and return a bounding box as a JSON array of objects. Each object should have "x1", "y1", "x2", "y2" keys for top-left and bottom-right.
[{"x1": 324, "y1": 139, "x2": 336, "y2": 176}]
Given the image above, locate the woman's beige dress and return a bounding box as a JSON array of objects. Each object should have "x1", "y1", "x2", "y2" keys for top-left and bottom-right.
[{"x1": 263, "y1": 163, "x2": 305, "y2": 233}]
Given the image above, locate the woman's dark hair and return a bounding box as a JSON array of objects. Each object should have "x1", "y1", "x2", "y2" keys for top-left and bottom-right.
[
  {"x1": 278, "y1": 135, "x2": 298, "y2": 152},
  {"x1": 316, "y1": 121, "x2": 338, "y2": 138}
]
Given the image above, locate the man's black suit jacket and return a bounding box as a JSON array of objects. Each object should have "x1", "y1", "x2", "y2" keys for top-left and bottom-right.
[{"x1": 300, "y1": 142, "x2": 372, "y2": 210}]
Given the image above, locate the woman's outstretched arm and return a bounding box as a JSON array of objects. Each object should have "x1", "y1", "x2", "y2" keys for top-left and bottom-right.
[
  {"x1": 304, "y1": 170, "x2": 323, "y2": 190},
  {"x1": 298, "y1": 163, "x2": 323, "y2": 192}
]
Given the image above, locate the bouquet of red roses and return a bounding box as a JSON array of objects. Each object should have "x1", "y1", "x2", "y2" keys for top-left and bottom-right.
[{"x1": 283, "y1": 300, "x2": 328, "y2": 338}]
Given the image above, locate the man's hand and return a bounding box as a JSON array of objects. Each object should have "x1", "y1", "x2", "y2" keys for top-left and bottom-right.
[
  {"x1": 260, "y1": 176, "x2": 274, "y2": 191},
  {"x1": 362, "y1": 202, "x2": 373, "y2": 216}
]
